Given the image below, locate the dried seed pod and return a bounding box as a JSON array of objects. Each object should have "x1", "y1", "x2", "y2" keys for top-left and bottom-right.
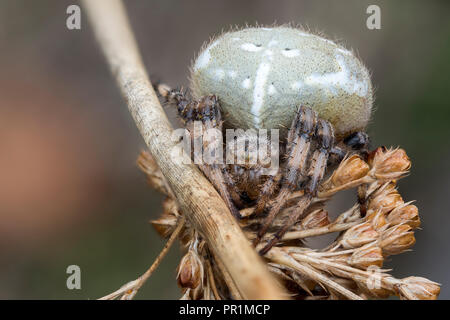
[
  {"x1": 331, "y1": 155, "x2": 370, "y2": 187},
  {"x1": 368, "y1": 183, "x2": 404, "y2": 215},
  {"x1": 151, "y1": 198, "x2": 180, "y2": 237},
  {"x1": 379, "y1": 224, "x2": 416, "y2": 256},
  {"x1": 177, "y1": 249, "x2": 204, "y2": 289},
  {"x1": 368, "y1": 147, "x2": 411, "y2": 180},
  {"x1": 348, "y1": 245, "x2": 384, "y2": 269},
  {"x1": 341, "y1": 223, "x2": 379, "y2": 249},
  {"x1": 151, "y1": 214, "x2": 178, "y2": 238},
  {"x1": 387, "y1": 204, "x2": 421, "y2": 229},
  {"x1": 365, "y1": 210, "x2": 387, "y2": 231},
  {"x1": 137, "y1": 151, "x2": 171, "y2": 195},
  {"x1": 300, "y1": 209, "x2": 330, "y2": 230},
  {"x1": 398, "y1": 277, "x2": 440, "y2": 300}
]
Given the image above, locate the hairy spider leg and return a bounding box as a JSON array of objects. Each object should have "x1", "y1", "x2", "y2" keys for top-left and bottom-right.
[
  {"x1": 156, "y1": 84, "x2": 243, "y2": 219},
  {"x1": 253, "y1": 172, "x2": 281, "y2": 215},
  {"x1": 221, "y1": 167, "x2": 245, "y2": 208},
  {"x1": 259, "y1": 118, "x2": 335, "y2": 255},
  {"x1": 253, "y1": 106, "x2": 317, "y2": 247}
]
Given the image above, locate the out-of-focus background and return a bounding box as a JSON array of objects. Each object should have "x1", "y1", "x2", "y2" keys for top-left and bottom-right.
[{"x1": 0, "y1": 0, "x2": 449, "y2": 299}]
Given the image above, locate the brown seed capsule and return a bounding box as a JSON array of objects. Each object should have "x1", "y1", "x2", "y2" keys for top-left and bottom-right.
[
  {"x1": 365, "y1": 210, "x2": 387, "y2": 231},
  {"x1": 368, "y1": 183, "x2": 404, "y2": 215},
  {"x1": 369, "y1": 147, "x2": 411, "y2": 180},
  {"x1": 341, "y1": 223, "x2": 379, "y2": 249},
  {"x1": 300, "y1": 209, "x2": 330, "y2": 230},
  {"x1": 177, "y1": 249, "x2": 203, "y2": 289},
  {"x1": 151, "y1": 198, "x2": 180, "y2": 237},
  {"x1": 398, "y1": 277, "x2": 440, "y2": 300},
  {"x1": 331, "y1": 155, "x2": 370, "y2": 187},
  {"x1": 387, "y1": 204, "x2": 421, "y2": 229},
  {"x1": 379, "y1": 224, "x2": 416, "y2": 256},
  {"x1": 137, "y1": 151, "x2": 170, "y2": 195},
  {"x1": 151, "y1": 214, "x2": 178, "y2": 238},
  {"x1": 367, "y1": 146, "x2": 386, "y2": 167},
  {"x1": 348, "y1": 245, "x2": 384, "y2": 269}
]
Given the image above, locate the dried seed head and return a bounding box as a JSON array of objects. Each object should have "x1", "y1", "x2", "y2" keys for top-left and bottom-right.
[
  {"x1": 137, "y1": 151, "x2": 170, "y2": 195},
  {"x1": 387, "y1": 204, "x2": 421, "y2": 229},
  {"x1": 348, "y1": 245, "x2": 384, "y2": 269},
  {"x1": 368, "y1": 147, "x2": 411, "y2": 180},
  {"x1": 177, "y1": 249, "x2": 204, "y2": 289},
  {"x1": 300, "y1": 209, "x2": 330, "y2": 230},
  {"x1": 151, "y1": 214, "x2": 178, "y2": 238},
  {"x1": 365, "y1": 210, "x2": 387, "y2": 231},
  {"x1": 368, "y1": 183, "x2": 404, "y2": 215},
  {"x1": 341, "y1": 223, "x2": 379, "y2": 249},
  {"x1": 398, "y1": 277, "x2": 440, "y2": 300},
  {"x1": 379, "y1": 224, "x2": 416, "y2": 256},
  {"x1": 151, "y1": 198, "x2": 180, "y2": 237},
  {"x1": 331, "y1": 155, "x2": 370, "y2": 187}
]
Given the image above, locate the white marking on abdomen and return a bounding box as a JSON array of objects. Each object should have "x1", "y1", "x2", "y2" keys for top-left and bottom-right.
[
  {"x1": 282, "y1": 49, "x2": 300, "y2": 58},
  {"x1": 194, "y1": 40, "x2": 219, "y2": 70},
  {"x1": 242, "y1": 78, "x2": 251, "y2": 89},
  {"x1": 241, "y1": 43, "x2": 263, "y2": 52},
  {"x1": 268, "y1": 84, "x2": 277, "y2": 95},
  {"x1": 251, "y1": 62, "x2": 271, "y2": 126},
  {"x1": 228, "y1": 70, "x2": 237, "y2": 78},
  {"x1": 291, "y1": 81, "x2": 304, "y2": 90},
  {"x1": 305, "y1": 55, "x2": 368, "y2": 96}
]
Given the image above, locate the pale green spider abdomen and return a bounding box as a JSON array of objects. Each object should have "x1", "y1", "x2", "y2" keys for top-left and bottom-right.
[{"x1": 189, "y1": 26, "x2": 373, "y2": 138}]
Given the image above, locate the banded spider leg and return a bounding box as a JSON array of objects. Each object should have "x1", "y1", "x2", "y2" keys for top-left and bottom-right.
[{"x1": 156, "y1": 84, "x2": 242, "y2": 219}]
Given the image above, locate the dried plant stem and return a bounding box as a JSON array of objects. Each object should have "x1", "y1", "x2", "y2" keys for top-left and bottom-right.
[
  {"x1": 318, "y1": 177, "x2": 371, "y2": 198},
  {"x1": 206, "y1": 261, "x2": 222, "y2": 300},
  {"x1": 99, "y1": 217, "x2": 185, "y2": 300},
  {"x1": 82, "y1": 0, "x2": 284, "y2": 300},
  {"x1": 282, "y1": 221, "x2": 361, "y2": 241},
  {"x1": 267, "y1": 247, "x2": 363, "y2": 300},
  {"x1": 212, "y1": 250, "x2": 244, "y2": 300}
]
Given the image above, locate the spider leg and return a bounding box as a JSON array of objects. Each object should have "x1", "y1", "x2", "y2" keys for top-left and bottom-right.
[
  {"x1": 253, "y1": 106, "x2": 317, "y2": 246},
  {"x1": 253, "y1": 172, "x2": 281, "y2": 215},
  {"x1": 329, "y1": 146, "x2": 346, "y2": 162},
  {"x1": 222, "y1": 167, "x2": 245, "y2": 208},
  {"x1": 194, "y1": 97, "x2": 244, "y2": 219},
  {"x1": 259, "y1": 118, "x2": 335, "y2": 255},
  {"x1": 156, "y1": 83, "x2": 242, "y2": 219}
]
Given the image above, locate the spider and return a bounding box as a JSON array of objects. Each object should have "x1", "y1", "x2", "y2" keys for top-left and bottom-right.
[{"x1": 155, "y1": 26, "x2": 372, "y2": 255}]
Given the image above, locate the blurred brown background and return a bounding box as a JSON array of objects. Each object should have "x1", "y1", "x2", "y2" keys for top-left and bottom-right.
[{"x1": 0, "y1": 0, "x2": 449, "y2": 299}]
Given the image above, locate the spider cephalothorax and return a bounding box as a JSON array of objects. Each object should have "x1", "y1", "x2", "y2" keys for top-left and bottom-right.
[{"x1": 156, "y1": 26, "x2": 373, "y2": 254}]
